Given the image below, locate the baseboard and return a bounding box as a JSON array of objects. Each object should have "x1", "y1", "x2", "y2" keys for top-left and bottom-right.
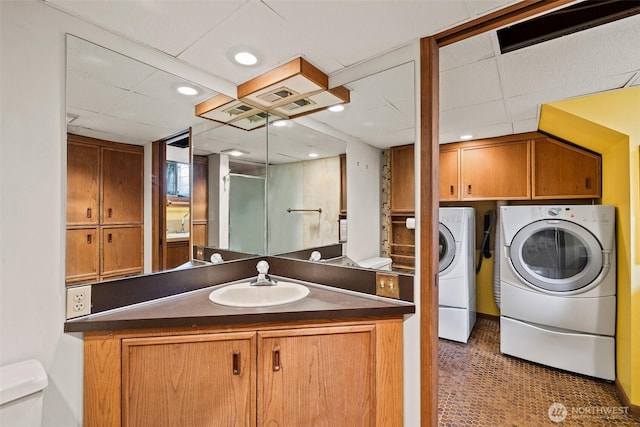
[
  {"x1": 476, "y1": 312, "x2": 499, "y2": 322},
  {"x1": 615, "y1": 378, "x2": 640, "y2": 417}
]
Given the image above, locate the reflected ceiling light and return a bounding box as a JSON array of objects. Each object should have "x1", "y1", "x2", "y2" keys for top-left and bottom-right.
[
  {"x1": 177, "y1": 86, "x2": 199, "y2": 96},
  {"x1": 234, "y1": 51, "x2": 258, "y2": 66},
  {"x1": 221, "y1": 148, "x2": 249, "y2": 157},
  {"x1": 460, "y1": 134, "x2": 474, "y2": 140},
  {"x1": 328, "y1": 104, "x2": 344, "y2": 112},
  {"x1": 272, "y1": 120, "x2": 288, "y2": 127},
  {"x1": 308, "y1": 152, "x2": 319, "y2": 158}
]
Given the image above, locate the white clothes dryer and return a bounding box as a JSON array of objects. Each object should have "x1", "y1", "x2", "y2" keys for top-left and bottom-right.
[
  {"x1": 499, "y1": 205, "x2": 616, "y2": 380},
  {"x1": 438, "y1": 207, "x2": 476, "y2": 343}
]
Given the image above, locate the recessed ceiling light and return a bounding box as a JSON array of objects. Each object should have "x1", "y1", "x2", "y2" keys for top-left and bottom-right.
[
  {"x1": 460, "y1": 134, "x2": 474, "y2": 140},
  {"x1": 272, "y1": 120, "x2": 288, "y2": 127},
  {"x1": 328, "y1": 104, "x2": 344, "y2": 112},
  {"x1": 234, "y1": 51, "x2": 258, "y2": 66},
  {"x1": 221, "y1": 148, "x2": 249, "y2": 157},
  {"x1": 177, "y1": 86, "x2": 198, "y2": 96},
  {"x1": 308, "y1": 152, "x2": 319, "y2": 158}
]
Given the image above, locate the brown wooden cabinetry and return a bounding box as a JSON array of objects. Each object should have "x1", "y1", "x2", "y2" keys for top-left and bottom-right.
[
  {"x1": 438, "y1": 132, "x2": 601, "y2": 201},
  {"x1": 122, "y1": 332, "x2": 255, "y2": 426},
  {"x1": 532, "y1": 137, "x2": 601, "y2": 199},
  {"x1": 192, "y1": 156, "x2": 208, "y2": 248},
  {"x1": 165, "y1": 240, "x2": 190, "y2": 269},
  {"x1": 66, "y1": 134, "x2": 144, "y2": 285},
  {"x1": 439, "y1": 147, "x2": 459, "y2": 201},
  {"x1": 390, "y1": 144, "x2": 415, "y2": 213},
  {"x1": 84, "y1": 319, "x2": 403, "y2": 427}
]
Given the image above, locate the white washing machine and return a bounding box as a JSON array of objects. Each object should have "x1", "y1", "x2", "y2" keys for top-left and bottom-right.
[
  {"x1": 438, "y1": 207, "x2": 476, "y2": 343},
  {"x1": 500, "y1": 205, "x2": 616, "y2": 380}
]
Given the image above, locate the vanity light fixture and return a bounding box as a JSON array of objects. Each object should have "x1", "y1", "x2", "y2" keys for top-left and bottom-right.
[
  {"x1": 237, "y1": 57, "x2": 350, "y2": 119},
  {"x1": 177, "y1": 86, "x2": 199, "y2": 96},
  {"x1": 328, "y1": 104, "x2": 344, "y2": 112},
  {"x1": 460, "y1": 134, "x2": 474, "y2": 140}
]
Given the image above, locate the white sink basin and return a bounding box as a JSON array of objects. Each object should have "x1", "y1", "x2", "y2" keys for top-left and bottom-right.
[
  {"x1": 209, "y1": 281, "x2": 310, "y2": 308},
  {"x1": 166, "y1": 232, "x2": 189, "y2": 240}
]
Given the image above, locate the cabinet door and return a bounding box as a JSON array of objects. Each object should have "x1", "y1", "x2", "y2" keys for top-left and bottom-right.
[
  {"x1": 67, "y1": 142, "x2": 99, "y2": 225},
  {"x1": 390, "y1": 145, "x2": 415, "y2": 212},
  {"x1": 192, "y1": 223, "x2": 208, "y2": 247},
  {"x1": 122, "y1": 332, "x2": 256, "y2": 427},
  {"x1": 532, "y1": 137, "x2": 601, "y2": 199},
  {"x1": 165, "y1": 240, "x2": 190, "y2": 269},
  {"x1": 101, "y1": 147, "x2": 143, "y2": 224},
  {"x1": 439, "y1": 148, "x2": 460, "y2": 201},
  {"x1": 461, "y1": 141, "x2": 530, "y2": 200},
  {"x1": 101, "y1": 226, "x2": 143, "y2": 278},
  {"x1": 65, "y1": 228, "x2": 98, "y2": 284},
  {"x1": 258, "y1": 325, "x2": 375, "y2": 427},
  {"x1": 192, "y1": 156, "x2": 208, "y2": 222}
]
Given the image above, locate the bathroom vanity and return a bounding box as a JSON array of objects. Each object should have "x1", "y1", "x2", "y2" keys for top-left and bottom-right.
[{"x1": 67, "y1": 264, "x2": 414, "y2": 427}]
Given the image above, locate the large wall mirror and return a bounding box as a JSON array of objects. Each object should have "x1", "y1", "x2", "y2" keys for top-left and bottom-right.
[{"x1": 65, "y1": 34, "x2": 416, "y2": 287}]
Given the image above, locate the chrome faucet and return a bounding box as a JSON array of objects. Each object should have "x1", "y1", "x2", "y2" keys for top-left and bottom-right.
[
  {"x1": 180, "y1": 212, "x2": 190, "y2": 233},
  {"x1": 250, "y1": 260, "x2": 278, "y2": 286}
]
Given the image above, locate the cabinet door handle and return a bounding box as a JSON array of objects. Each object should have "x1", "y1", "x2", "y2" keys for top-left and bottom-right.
[
  {"x1": 272, "y1": 349, "x2": 280, "y2": 372},
  {"x1": 450, "y1": 185, "x2": 454, "y2": 195},
  {"x1": 232, "y1": 351, "x2": 241, "y2": 375},
  {"x1": 108, "y1": 233, "x2": 112, "y2": 243},
  {"x1": 107, "y1": 208, "x2": 112, "y2": 218},
  {"x1": 467, "y1": 184, "x2": 472, "y2": 195},
  {"x1": 86, "y1": 208, "x2": 92, "y2": 218},
  {"x1": 87, "y1": 234, "x2": 92, "y2": 244},
  {"x1": 585, "y1": 177, "x2": 591, "y2": 189}
]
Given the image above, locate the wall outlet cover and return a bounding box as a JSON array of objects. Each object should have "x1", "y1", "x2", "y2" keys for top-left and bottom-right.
[{"x1": 66, "y1": 285, "x2": 92, "y2": 319}]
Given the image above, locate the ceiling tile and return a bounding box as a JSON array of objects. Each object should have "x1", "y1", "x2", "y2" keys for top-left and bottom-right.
[
  {"x1": 48, "y1": 0, "x2": 244, "y2": 56},
  {"x1": 440, "y1": 33, "x2": 495, "y2": 71},
  {"x1": 500, "y1": 14, "x2": 640, "y2": 98},
  {"x1": 440, "y1": 99, "x2": 508, "y2": 133},
  {"x1": 440, "y1": 58, "x2": 503, "y2": 110}
]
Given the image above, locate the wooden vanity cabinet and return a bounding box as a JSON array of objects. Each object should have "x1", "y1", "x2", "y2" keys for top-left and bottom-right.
[
  {"x1": 122, "y1": 332, "x2": 256, "y2": 427},
  {"x1": 165, "y1": 240, "x2": 190, "y2": 269},
  {"x1": 532, "y1": 137, "x2": 601, "y2": 199},
  {"x1": 66, "y1": 135, "x2": 144, "y2": 285},
  {"x1": 460, "y1": 139, "x2": 531, "y2": 200},
  {"x1": 84, "y1": 319, "x2": 403, "y2": 427}
]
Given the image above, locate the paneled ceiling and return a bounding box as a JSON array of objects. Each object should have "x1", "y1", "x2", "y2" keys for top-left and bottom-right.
[{"x1": 53, "y1": 0, "x2": 640, "y2": 156}]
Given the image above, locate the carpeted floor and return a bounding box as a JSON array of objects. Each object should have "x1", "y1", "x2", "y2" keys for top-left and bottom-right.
[{"x1": 438, "y1": 317, "x2": 640, "y2": 426}]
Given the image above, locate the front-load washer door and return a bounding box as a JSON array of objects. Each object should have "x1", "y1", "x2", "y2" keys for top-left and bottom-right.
[
  {"x1": 509, "y1": 219, "x2": 605, "y2": 293},
  {"x1": 439, "y1": 223, "x2": 456, "y2": 273}
]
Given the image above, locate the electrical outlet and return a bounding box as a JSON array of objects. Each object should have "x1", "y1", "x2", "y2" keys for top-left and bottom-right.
[
  {"x1": 66, "y1": 285, "x2": 92, "y2": 318},
  {"x1": 375, "y1": 272, "x2": 400, "y2": 299},
  {"x1": 195, "y1": 246, "x2": 204, "y2": 260}
]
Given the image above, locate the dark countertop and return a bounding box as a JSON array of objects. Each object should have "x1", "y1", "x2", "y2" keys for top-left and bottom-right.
[{"x1": 65, "y1": 277, "x2": 415, "y2": 333}]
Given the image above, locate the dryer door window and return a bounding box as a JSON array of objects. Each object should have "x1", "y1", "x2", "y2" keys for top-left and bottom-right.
[
  {"x1": 439, "y1": 223, "x2": 456, "y2": 273},
  {"x1": 509, "y1": 219, "x2": 604, "y2": 292}
]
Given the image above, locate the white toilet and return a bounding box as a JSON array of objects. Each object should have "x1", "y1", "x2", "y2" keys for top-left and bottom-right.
[
  {"x1": 358, "y1": 256, "x2": 393, "y2": 271},
  {"x1": 0, "y1": 359, "x2": 48, "y2": 427}
]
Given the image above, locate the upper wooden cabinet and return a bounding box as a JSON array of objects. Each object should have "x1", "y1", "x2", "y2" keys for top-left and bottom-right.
[
  {"x1": 532, "y1": 137, "x2": 601, "y2": 199},
  {"x1": 439, "y1": 133, "x2": 601, "y2": 201},
  {"x1": 101, "y1": 147, "x2": 143, "y2": 224},
  {"x1": 192, "y1": 156, "x2": 208, "y2": 222},
  {"x1": 67, "y1": 142, "x2": 99, "y2": 226},
  {"x1": 390, "y1": 144, "x2": 415, "y2": 213},
  {"x1": 460, "y1": 139, "x2": 531, "y2": 200},
  {"x1": 439, "y1": 147, "x2": 460, "y2": 201}
]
